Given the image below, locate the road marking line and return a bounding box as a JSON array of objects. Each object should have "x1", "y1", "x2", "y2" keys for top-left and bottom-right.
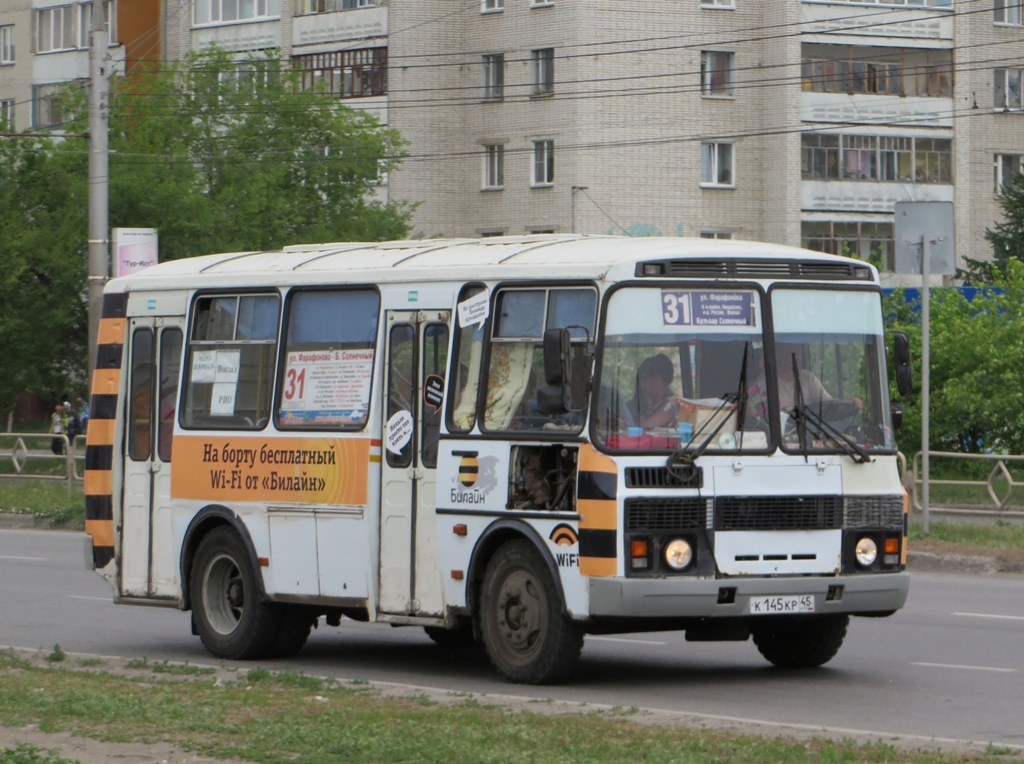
[
  {"x1": 67, "y1": 595, "x2": 110, "y2": 602},
  {"x1": 953, "y1": 611, "x2": 1024, "y2": 622},
  {"x1": 587, "y1": 636, "x2": 668, "y2": 645},
  {"x1": 912, "y1": 662, "x2": 1016, "y2": 673},
  {"x1": 0, "y1": 556, "x2": 47, "y2": 561}
]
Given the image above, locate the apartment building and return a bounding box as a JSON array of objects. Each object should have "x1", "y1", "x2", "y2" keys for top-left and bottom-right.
[
  {"x1": 0, "y1": 0, "x2": 163, "y2": 134},
  {"x1": 5, "y1": 1, "x2": 1023, "y2": 283}
]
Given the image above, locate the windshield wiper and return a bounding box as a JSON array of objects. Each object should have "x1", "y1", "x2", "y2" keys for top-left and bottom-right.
[
  {"x1": 666, "y1": 344, "x2": 749, "y2": 481},
  {"x1": 788, "y1": 402, "x2": 872, "y2": 463},
  {"x1": 788, "y1": 352, "x2": 870, "y2": 464}
]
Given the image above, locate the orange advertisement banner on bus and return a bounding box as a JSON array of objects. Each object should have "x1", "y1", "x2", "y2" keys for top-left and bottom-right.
[{"x1": 171, "y1": 436, "x2": 370, "y2": 505}]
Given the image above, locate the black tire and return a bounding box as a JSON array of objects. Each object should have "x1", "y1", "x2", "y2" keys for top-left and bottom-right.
[
  {"x1": 191, "y1": 526, "x2": 282, "y2": 660},
  {"x1": 752, "y1": 614, "x2": 849, "y2": 668},
  {"x1": 479, "y1": 539, "x2": 583, "y2": 684},
  {"x1": 269, "y1": 606, "x2": 318, "y2": 659},
  {"x1": 424, "y1": 625, "x2": 477, "y2": 649}
]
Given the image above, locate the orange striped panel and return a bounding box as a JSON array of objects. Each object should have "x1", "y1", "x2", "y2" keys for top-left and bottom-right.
[
  {"x1": 85, "y1": 518, "x2": 114, "y2": 548},
  {"x1": 580, "y1": 557, "x2": 617, "y2": 577},
  {"x1": 96, "y1": 317, "x2": 126, "y2": 346},
  {"x1": 84, "y1": 470, "x2": 113, "y2": 497},
  {"x1": 90, "y1": 368, "x2": 121, "y2": 397},
  {"x1": 86, "y1": 418, "x2": 115, "y2": 446},
  {"x1": 577, "y1": 499, "x2": 618, "y2": 530}
]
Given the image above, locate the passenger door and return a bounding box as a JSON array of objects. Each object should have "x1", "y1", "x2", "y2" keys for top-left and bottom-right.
[
  {"x1": 121, "y1": 318, "x2": 184, "y2": 599},
  {"x1": 378, "y1": 310, "x2": 450, "y2": 616}
]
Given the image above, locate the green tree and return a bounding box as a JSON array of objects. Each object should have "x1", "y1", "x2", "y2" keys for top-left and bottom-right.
[
  {"x1": 0, "y1": 49, "x2": 411, "y2": 420},
  {"x1": 886, "y1": 260, "x2": 1024, "y2": 455},
  {"x1": 62, "y1": 48, "x2": 412, "y2": 260},
  {"x1": 960, "y1": 168, "x2": 1024, "y2": 283},
  {"x1": 0, "y1": 137, "x2": 89, "y2": 422}
]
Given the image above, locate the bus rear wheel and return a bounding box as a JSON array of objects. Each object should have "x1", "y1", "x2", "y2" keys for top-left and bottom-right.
[
  {"x1": 479, "y1": 540, "x2": 583, "y2": 684},
  {"x1": 752, "y1": 614, "x2": 849, "y2": 668},
  {"x1": 191, "y1": 526, "x2": 281, "y2": 660}
]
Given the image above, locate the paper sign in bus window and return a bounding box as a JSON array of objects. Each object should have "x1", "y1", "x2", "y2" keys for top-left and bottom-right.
[
  {"x1": 210, "y1": 350, "x2": 241, "y2": 416},
  {"x1": 191, "y1": 350, "x2": 218, "y2": 383},
  {"x1": 279, "y1": 349, "x2": 374, "y2": 425},
  {"x1": 458, "y1": 290, "x2": 489, "y2": 328}
]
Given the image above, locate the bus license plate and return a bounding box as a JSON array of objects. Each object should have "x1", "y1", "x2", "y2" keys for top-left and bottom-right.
[{"x1": 749, "y1": 595, "x2": 815, "y2": 615}]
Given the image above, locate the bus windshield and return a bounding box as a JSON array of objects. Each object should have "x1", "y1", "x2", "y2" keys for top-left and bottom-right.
[
  {"x1": 766, "y1": 288, "x2": 896, "y2": 455},
  {"x1": 593, "y1": 286, "x2": 764, "y2": 452},
  {"x1": 593, "y1": 285, "x2": 895, "y2": 455}
]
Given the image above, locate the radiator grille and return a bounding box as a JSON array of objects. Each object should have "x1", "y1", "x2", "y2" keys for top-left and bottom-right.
[
  {"x1": 625, "y1": 497, "x2": 708, "y2": 531},
  {"x1": 844, "y1": 495, "x2": 905, "y2": 529},
  {"x1": 715, "y1": 496, "x2": 843, "y2": 531}
]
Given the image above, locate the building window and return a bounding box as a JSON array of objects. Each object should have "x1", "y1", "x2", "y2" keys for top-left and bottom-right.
[
  {"x1": 532, "y1": 140, "x2": 554, "y2": 186},
  {"x1": 36, "y1": 6, "x2": 78, "y2": 52},
  {"x1": 482, "y1": 0, "x2": 504, "y2": 11},
  {"x1": 995, "y1": 68, "x2": 1024, "y2": 111},
  {"x1": 296, "y1": 0, "x2": 373, "y2": 13},
  {"x1": 995, "y1": 0, "x2": 1024, "y2": 24},
  {"x1": 802, "y1": 134, "x2": 840, "y2": 179},
  {"x1": 995, "y1": 154, "x2": 1022, "y2": 194},
  {"x1": 802, "y1": 221, "x2": 895, "y2": 271},
  {"x1": 1, "y1": 25, "x2": 14, "y2": 64},
  {"x1": 700, "y1": 141, "x2": 734, "y2": 186},
  {"x1": 482, "y1": 54, "x2": 504, "y2": 100},
  {"x1": 0, "y1": 99, "x2": 13, "y2": 129},
  {"x1": 700, "y1": 231, "x2": 734, "y2": 239},
  {"x1": 194, "y1": 0, "x2": 280, "y2": 25},
  {"x1": 531, "y1": 48, "x2": 554, "y2": 96},
  {"x1": 800, "y1": 134, "x2": 951, "y2": 183},
  {"x1": 878, "y1": 136, "x2": 913, "y2": 181},
  {"x1": 826, "y1": 0, "x2": 951, "y2": 5},
  {"x1": 700, "y1": 0, "x2": 734, "y2": 7},
  {"x1": 483, "y1": 144, "x2": 505, "y2": 189},
  {"x1": 701, "y1": 51, "x2": 735, "y2": 96},
  {"x1": 32, "y1": 81, "x2": 84, "y2": 129},
  {"x1": 294, "y1": 49, "x2": 387, "y2": 98},
  {"x1": 801, "y1": 44, "x2": 952, "y2": 98}
]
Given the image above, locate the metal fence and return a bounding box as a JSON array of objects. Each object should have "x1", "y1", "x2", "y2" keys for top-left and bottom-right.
[
  {"x1": 910, "y1": 450, "x2": 1024, "y2": 523},
  {"x1": 0, "y1": 432, "x2": 84, "y2": 496}
]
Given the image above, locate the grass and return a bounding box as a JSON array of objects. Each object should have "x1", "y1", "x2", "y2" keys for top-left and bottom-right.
[
  {"x1": 0, "y1": 481, "x2": 84, "y2": 529},
  {"x1": 0, "y1": 744, "x2": 79, "y2": 764},
  {"x1": 0, "y1": 650, "x2": 1012, "y2": 764},
  {"x1": 909, "y1": 519, "x2": 1024, "y2": 553}
]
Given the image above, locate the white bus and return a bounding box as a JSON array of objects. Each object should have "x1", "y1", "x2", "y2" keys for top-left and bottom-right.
[{"x1": 84, "y1": 235, "x2": 911, "y2": 684}]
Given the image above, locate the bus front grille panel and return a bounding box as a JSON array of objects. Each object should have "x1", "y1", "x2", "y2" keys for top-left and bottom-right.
[
  {"x1": 624, "y1": 466, "x2": 702, "y2": 488},
  {"x1": 844, "y1": 495, "x2": 905, "y2": 529},
  {"x1": 715, "y1": 496, "x2": 843, "y2": 531},
  {"x1": 625, "y1": 497, "x2": 707, "y2": 531}
]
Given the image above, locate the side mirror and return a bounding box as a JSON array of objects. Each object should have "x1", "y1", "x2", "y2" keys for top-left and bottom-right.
[
  {"x1": 536, "y1": 328, "x2": 572, "y2": 415},
  {"x1": 893, "y1": 331, "x2": 912, "y2": 397},
  {"x1": 890, "y1": 402, "x2": 904, "y2": 431}
]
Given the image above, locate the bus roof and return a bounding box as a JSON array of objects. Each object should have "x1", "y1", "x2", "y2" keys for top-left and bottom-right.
[{"x1": 106, "y1": 234, "x2": 878, "y2": 292}]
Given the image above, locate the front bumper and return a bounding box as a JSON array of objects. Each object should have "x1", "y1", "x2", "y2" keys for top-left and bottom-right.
[{"x1": 588, "y1": 571, "x2": 909, "y2": 619}]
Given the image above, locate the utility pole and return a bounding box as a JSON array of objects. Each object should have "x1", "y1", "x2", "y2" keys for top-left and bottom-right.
[{"x1": 87, "y1": 0, "x2": 110, "y2": 378}]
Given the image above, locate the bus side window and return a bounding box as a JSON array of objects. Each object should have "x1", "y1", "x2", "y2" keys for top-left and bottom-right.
[
  {"x1": 128, "y1": 329, "x2": 154, "y2": 461},
  {"x1": 448, "y1": 285, "x2": 487, "y2": 433},
  {"x1": 422, "y1": 323, "x2": 449, "y2": 468}
]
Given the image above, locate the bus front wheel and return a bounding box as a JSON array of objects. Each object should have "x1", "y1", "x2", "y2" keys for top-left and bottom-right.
[
  {"x1": 752, "y1": 614, "x2": 849, "y2": 668},
  {"x1": 479, "y1": 540, "x2": 583, "y2": 684},
  {"x1": 191, "y1": 527, "x2": 281, "y2": 660}
]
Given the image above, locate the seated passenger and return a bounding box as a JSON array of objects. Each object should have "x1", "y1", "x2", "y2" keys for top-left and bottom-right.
[{"x1": 629, "y1": 353, "x2": 680, "y2": 429}]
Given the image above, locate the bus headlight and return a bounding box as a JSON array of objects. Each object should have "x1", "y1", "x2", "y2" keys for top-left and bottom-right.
[
  {"x1": 664, "y1": 538, "x2": 693, "y2": 571},
  {"x1": 855, "y1": 536, "x2": 878, "y2": 568}
]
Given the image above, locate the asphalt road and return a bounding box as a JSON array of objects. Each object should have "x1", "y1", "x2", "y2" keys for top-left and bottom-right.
[{"x1": 2, "y1": 528, "x2": 1023, "y2": 753}]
